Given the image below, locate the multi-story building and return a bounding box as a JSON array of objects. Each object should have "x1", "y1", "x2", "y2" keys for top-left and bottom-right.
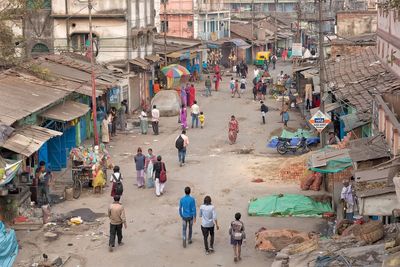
[
  {"x1": 159, "y1": 0, "x2": 230, "y2": 41},
  {"x1": 377, "y1": 6, "x2": 400, "y2": 77},
  {"x1": 225, "y1": 0, "x2": 298, "y2": 17},
  {"x1": 23, "y1": 0, "x2": 157, "y2": 112},
  {"x1": 50, "y1": 0, "x2": 155, "y2": 63}
]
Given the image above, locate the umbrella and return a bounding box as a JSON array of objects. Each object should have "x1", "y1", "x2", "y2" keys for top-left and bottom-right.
[{"x1": 161, "y1": 64, "x2": 190, "y2": 78}]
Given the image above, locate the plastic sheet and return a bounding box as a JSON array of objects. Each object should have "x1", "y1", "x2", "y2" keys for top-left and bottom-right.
[
  {"x1": 0, "y1": 222, "x2": 18, "y2": 267},
  {"x1": 267, "y1": 129, "x2": 320, "y2": 148},
  {"x1": 248, "y1": 194, "x2": 333, "y2": 217}
]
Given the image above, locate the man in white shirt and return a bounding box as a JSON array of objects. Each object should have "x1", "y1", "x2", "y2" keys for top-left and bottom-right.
[
  {"x1": 175, "y1": 130, "x2": 189, "y2": 166},
  {"x1": 341, "y1": 179, "x2": 355, "y2": 221},
  {"x1": 190, "y1": 101, "x2": 200, "y2": 128},
  {"x1": 151, "y1": 105, "x2": 160, "y2": 135}
]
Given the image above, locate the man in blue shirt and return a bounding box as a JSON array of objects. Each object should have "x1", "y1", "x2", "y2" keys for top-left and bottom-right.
[{"x1": 179, "y1": 186, "x2": 196, "y2": 248}]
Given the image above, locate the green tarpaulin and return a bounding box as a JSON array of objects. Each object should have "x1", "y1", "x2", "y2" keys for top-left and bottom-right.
[
  {"x1": 248, "y1": 194, "x2": 333, "y2": 217},
  {"x1": 309, "y1": 157, "x2": 353, "y2": 174}
]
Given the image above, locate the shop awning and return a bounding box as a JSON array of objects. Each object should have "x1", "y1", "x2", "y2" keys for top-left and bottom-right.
[
  {"x1": 167, "y1": 52, "x2": 182, "y2": 59},
  {"x1": 1, "y1": 125, "x2": 62, "y2": 157},
  {"x1": 310, "y1": 102, "x2": 341, "y2": 115},
  {"x1": 40, "y1": 101, "x2": 90, "y2": 122},
  {"x1": 130, "y1": 58, "x2": 150, "y2": 70},
  {"x1": 229, "y1": 38, "x2": 251, "y2": 49},
  {"x1": 145, "y1": 54, "x2": 161, "y2": 62}
]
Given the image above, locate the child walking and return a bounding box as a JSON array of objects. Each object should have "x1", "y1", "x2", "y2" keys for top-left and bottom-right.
[
  {"x1": 199, "y1": 112, "x2": 205, "y2": 129},
  {"x1": 110, "y1": 166, "x2": 123, "y2": 197}
]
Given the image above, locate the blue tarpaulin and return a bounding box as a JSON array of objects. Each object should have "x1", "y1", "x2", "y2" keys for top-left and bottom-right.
[
  {"x1": 0, "y1": 222, "x2": 18, "y2": 267},
  {"x1": 267, "y1": 129, "x2": 320, "y2": 148}
]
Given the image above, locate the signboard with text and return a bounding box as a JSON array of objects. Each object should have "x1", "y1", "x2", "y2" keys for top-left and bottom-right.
[
  {"x1": 292, "y1": 43, "x2": 302, "y2": 57},
  {"x1": 309, "y1": 110, "x2": 331, "y2": 132}
]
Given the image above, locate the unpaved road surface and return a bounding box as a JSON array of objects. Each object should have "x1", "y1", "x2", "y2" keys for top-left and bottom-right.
[{"x1": 15, "y1": 62, "x2": 324, "y2": 267}]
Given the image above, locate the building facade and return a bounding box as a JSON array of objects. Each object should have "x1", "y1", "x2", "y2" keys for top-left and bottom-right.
[
  {"x1": 160, "y1": 0, "x2": 230, "y2": 41},
  {"x1": 377, "y1": 8, "x2": 400, "y2": 76},
  {"x1": 51, "y1": 0, "x2": 155, "y2": 63}
]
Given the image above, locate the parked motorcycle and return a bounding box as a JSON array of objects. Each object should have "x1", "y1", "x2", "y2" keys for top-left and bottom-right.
[{"x1": 276, "y1": 137, "x2": 311, "y2": 155}]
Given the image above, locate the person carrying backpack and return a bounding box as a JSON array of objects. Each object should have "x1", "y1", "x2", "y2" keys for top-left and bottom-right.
[
  {"x1": 229, "y1": 212, "x2": 246, "y2": 262},
  {"x1": 153, "y1": 155, "x2": 167, "y2": 197},
  {"x1": 175, "y1": 130, "x2": 189, "y2": 167},
  {"x1": 110, "y1": 166, "x2": 123, "y2": 197}
]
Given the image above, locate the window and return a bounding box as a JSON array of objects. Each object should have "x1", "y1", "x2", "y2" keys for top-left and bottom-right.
[
  {"x1": 187, "y1": 21, "x2": 193, "y2": 28},
  {"x1": 31, "y1": 43, "x2": 49, "y2": 54},
  {"x1": 27, "y1": 0, "x2": 51, "y2": 9},
  {"x1": 161, "y1": 21, "x2": 169, "y2": 33},
  {"x1": 71, "y1": 33, "x2": 97, "y2": 52}
]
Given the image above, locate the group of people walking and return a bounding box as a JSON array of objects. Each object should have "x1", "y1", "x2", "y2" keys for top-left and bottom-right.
[
  {"x1": 179, "y1": 187, "x2": 246, "y2": 261},
  {"x1": 106, "y1": 61, "x2": 297, "y2": 262}
]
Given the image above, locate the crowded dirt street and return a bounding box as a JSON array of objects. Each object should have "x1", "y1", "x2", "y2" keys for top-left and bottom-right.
[{"x1": 14, "y1": 62, "x2": 324, "y2": 267}]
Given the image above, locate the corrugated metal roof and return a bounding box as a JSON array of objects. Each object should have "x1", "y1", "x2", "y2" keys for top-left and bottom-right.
[
  {"x1": 340, "y1": 113, "x2": 369, "y2": 132},
  {"x1": 349, "y1": 134, "x2": 390, "y2": 162},
  {"x1": 326, "y1": 47, "x2": 400, "y2": 122},
  {"x1": 1, "y1": 125, "x2": 62, "y2": 157},
  {"x1": 228, "y1": 38, "x2": 252, "y2": 48},
  {"x1": 0, "y1": 76, "x2": 69, "y2": 126},
  {"x1": 130, "y1": 58, "x2": 150, "y2": 69},
  {"x1": 40, "y1": 101, "x2": 90, "y2": 122}
]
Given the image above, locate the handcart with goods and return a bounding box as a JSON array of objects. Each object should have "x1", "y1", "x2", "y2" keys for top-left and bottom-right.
[{"x1": 69, "y1": 145, "x2": 112, "y2": 199}]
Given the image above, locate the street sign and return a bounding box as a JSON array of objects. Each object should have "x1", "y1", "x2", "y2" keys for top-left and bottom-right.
[{"x1": 309, "y1": 110, "x2": 331, "y2": 132}]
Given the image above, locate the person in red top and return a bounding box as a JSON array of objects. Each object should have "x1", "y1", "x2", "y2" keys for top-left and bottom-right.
[
  {"x1": 189, "y1": 84, "x2": 196, "y2": 107},
  {"x1": 214, "y1": 72, "x2": 222, "y2": 91},
  {"x1": 214, "y1": 64, "x2": 220, "y2": 74}
]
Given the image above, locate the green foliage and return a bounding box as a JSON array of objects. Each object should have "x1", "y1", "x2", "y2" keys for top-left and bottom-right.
[{"x1": 0, "y1": 0, "x2": 50, "y2": 67}]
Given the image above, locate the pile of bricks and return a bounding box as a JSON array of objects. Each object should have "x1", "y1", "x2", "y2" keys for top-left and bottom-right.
[
  {"x1": 278, "y1": 159, "x2": 309, "y2": 181},
  {"x1": 326, "y1": 167, "x2": 354, "y2": 192}
]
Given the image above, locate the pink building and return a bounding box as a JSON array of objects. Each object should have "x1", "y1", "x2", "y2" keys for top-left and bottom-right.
[{"x1": 160, "y1": 0, "x2": 230, "y2": 41}]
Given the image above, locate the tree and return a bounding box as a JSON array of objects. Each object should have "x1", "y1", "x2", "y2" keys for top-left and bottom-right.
[{"x1": 0, "y1": 0, "x2": 49, "y2": 67}]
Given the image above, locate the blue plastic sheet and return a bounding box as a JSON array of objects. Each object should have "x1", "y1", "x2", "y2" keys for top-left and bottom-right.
[{"x1": 0, "y1": 222, "x2": 18, "y2": 267}]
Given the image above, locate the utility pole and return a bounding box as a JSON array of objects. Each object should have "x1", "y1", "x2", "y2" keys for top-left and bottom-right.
[
  {"x1": 296, "y1": 0, "x2": 301, "y2": 43},
  {"x1": 163, "y1": 0, "x2": 167, "y2": 66},
  {"x1": 88, "y1": 0, "x2": 99, "y2": 145},
  {"x1": 274, "y1": 0, "x2": 278, "y2": 54},
  {"x1": 318, "y1": 0, "x2": 326, "y2": 146},
  {"x1": 251, "y1": 0, "x2": 254, "y2": 62}
]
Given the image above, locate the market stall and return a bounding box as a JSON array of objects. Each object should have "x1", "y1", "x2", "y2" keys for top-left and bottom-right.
[{"x1": 69, "y1": 144, "x2": 113, "y2": 199}]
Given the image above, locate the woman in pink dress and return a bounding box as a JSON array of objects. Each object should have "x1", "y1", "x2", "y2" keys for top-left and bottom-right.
[
  {"x1": 180, "y1": 104, "x2": 188, "y2": 130},
  {"x1": 228, "y1": 115, "x2": 239, "y2": 144}
]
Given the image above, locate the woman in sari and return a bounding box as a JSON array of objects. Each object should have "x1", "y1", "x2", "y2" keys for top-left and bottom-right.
[
  {"x1": 145, "y1": 148, "x2": 157, "y2": 188},
  {"x1": 101, "y1": 117, "x2": 110, "y2": 143},
  {"x1": 180, "y1": 104, "x2": 188, "y2": 130},
  {"x1": 180, "y1": 85, "x2": 187, "y2": 107},
  {"x1": 185, "y1": 83, "x2": 191, "y2": 106},
  {"x1": 189, "y1": 84, "x2": 196, "y2": 107},
  {"x1": 228, "y1": 115, "x2": 239, "y2": 145},
  {"x1": 214, "y1": 72, "x2": 221, "y2": 91}
]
